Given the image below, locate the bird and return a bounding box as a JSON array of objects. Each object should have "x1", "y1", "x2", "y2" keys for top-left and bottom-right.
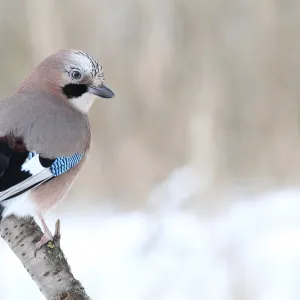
[{"x1": 0, "y1": 49, "x2": 114, "y2": 251}]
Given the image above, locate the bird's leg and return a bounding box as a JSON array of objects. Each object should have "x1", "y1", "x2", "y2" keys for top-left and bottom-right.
[
  {"x1": 34, "y1": 215, "x2": 53, "y2": 256},
  {"x1": 34, "y1": 215, "x2": 61, "y2": 256}
]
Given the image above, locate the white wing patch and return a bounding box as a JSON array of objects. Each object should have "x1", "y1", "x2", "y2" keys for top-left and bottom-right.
[
  {"x1": 0, "y1": 151, "x2": 83, "y2": 203},
  {"x1": 21, "y1": 153, "x2": 46, "y2": 175}
]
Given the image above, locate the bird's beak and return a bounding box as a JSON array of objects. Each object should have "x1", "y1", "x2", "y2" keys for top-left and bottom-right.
[{"x1": 87, "y1": 84, "x2": 115, "y2": 98}]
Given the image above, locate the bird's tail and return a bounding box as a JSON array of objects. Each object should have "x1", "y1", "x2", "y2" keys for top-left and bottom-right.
[{"x1": 0, "y1": 203, "x2": 5, "y2": 221}]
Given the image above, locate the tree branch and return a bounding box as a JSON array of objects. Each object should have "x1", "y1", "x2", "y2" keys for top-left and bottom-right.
[{"x1": 0, "y1": 215, "x2": 91, "y2": 300}]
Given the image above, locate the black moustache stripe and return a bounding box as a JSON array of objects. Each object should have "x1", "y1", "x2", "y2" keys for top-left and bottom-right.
[{"x1": 62, "y1": 84, "x2": 88, "y2": 99}]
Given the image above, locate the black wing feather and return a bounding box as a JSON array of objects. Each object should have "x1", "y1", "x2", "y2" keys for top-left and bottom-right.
[
  {"x1": 0, "y1": 150, "x2": 31, "y2": 192},
  {"x1": 0, "y1": 141, "x2": 13, "y2": 177},
  {"x1": 0, "y1": 138, "x2": 55, "y2": 196}
]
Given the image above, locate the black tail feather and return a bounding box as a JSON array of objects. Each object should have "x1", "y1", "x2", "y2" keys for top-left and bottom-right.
[{"x1": 0, "y1": 203, "x2": 5, "y2": 221}]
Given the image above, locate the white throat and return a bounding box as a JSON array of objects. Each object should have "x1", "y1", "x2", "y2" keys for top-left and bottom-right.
[{"x1": 70, "y1": 93, "x2": 95, "y2": 113}]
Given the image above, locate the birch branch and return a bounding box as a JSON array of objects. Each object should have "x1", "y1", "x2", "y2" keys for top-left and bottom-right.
[{"x1": 0, "y1": 215, "x2": 91, "y2": 300}]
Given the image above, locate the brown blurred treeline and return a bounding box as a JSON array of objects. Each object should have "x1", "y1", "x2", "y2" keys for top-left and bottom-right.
[{"x1": 0, "y1": 0, "x2": 299, "y2": 212}]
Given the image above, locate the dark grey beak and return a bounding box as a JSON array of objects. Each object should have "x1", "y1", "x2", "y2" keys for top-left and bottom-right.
[{"x1": 87, "y1": 85, "x2": 115, "y2": 98}]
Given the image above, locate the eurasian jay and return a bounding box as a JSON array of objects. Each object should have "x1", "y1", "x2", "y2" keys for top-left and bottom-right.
[{"x1": 0, "y1": 49, "x2": 114, "y2": 250}]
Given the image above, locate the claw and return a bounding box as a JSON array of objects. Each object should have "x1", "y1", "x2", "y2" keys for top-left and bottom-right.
[
  {"x1": 34, "y1": 215, "x2": 61, "y2": 257},
  {"x1": 53, "y1": 219, "x2": 61, "y2": 248},
  {"x1": 34, "y1": 233, "x2": 52, "y2": 257}
]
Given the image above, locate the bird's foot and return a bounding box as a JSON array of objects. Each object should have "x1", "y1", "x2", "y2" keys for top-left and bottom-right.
[
  {"x1": 34, "y1": 232, "x2": 53, "y2": 257},
  {"x1": 34, "y1": 218, "x2": 61, "y2": 257}
]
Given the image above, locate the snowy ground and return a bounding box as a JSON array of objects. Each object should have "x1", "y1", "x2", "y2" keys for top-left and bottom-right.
[{"x1": 0, "y1": 168, "x2": 300, "y2": 299}]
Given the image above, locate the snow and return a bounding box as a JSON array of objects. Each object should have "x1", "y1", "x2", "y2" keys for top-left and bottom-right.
[{"x1": 0, "y1": 167, "x2": 300, "y2": 299}]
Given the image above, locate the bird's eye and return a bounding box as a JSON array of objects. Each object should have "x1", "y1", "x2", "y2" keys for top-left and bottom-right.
[{"x1": 69, "y1": 69, "x2": 82, "y2": 80}]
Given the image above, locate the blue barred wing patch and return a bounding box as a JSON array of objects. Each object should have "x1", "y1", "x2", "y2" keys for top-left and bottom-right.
[
  {"x1": 50, "y1": 153, "x2": 84, "y2": 176},
  {"x1": 27, "y1": 152, "x2": 84, "y2": 177}
]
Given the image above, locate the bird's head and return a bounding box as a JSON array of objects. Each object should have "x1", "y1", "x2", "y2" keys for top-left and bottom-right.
[{"x1": 19, "y1": 49, "x2": 115, "y2": 113}]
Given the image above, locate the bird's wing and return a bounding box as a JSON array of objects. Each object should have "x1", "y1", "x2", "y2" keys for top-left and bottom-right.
[{"x1": 0, "y1": 138, "x2": 84, "y2": 202}]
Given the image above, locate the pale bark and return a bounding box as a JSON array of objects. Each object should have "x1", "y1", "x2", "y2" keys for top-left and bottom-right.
[{"x1": 0, "y1": 215, "x2": 91, "y2": 300}]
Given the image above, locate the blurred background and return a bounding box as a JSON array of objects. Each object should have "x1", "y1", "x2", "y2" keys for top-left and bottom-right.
[{"x1": 0, "y1": 0, "x2": 300, "y2": 299}]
